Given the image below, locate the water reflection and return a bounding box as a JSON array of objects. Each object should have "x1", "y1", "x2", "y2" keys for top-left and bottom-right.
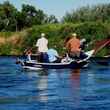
[
  {"x1": 37, "y1": 71, "x2": 48, "y2": 102},
  {"x1": 86, "y1": 73, "x2": 95, "y2": 94},
  {"x1": 22, "y1": 68, "x2": 97, "y2": 108},
  {"x1": 27, "y1": 70, "x2": 60, "y2": 103},
  {"x1": 70, "y1": 69, "x2": 80, "y2": 107},
  {"x1": 25, "y1": 70, "x2": 48, "y2": 103},
  {"x1": 19, "y1": 67, "x2": 110, "y2": 109},
  {"x1": 1, "y1": 57, "x2": 110, "y2": 110}
]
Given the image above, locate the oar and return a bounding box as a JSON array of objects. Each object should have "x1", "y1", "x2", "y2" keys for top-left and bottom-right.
[{"x1": 94, "y1": 40, "x2": 110, "y2": 55}]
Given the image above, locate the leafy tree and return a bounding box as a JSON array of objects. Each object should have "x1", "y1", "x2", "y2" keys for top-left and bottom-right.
[
  {"x1": 0, "y1": 1, "x2": 58, "y2": 31},
  {"x1": 62, "y1": 4, "x2": 110, "y2": 23},
  {"x1": 0, "y1": 1, "x2": 18, "y2": 31},
  {"x1": 45, "y1": 15, "x2": 58, "y2": 23},
  {"x1": 33, "y1": 9, "x2": 47, "y2": 25}
]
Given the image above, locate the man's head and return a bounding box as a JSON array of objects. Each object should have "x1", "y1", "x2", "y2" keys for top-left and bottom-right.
[
  {"x1": 41, "y1": 33, "x2": 45, "y2": 37},
  {"x1": 72, "y1": 33, "x2": 77, "y2": 38}
]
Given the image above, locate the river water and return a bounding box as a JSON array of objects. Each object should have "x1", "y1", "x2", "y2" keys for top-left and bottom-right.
[{"x1": 0, "y1": 56, "x2": 110, "y2": 110}]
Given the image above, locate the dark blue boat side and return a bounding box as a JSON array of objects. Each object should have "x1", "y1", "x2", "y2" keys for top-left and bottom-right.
[{"x1": 23, "y1": 60, "x2": 88, "y2": 69}]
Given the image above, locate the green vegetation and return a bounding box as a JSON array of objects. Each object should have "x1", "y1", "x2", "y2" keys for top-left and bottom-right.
[
  {"x1": 0, "y1": 22, "x2": 109, "y2": 56},
  {"x1": 0, "y1": 1, "x2": 110, "y2": 56},
  {"x1": 0, "y1": 1, "x2": 58, "y2": 32},
  {"x1": 22, "y1": 22, "x2": 110, "y2": 56},
  {"x1": 62, "y1": 4, "x2": 110, "y2": 23}
]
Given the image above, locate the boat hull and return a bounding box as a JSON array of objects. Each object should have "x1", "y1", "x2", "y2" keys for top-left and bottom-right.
[{"x1": 23, "y1": 60, "x2": 88, "y2": 69}]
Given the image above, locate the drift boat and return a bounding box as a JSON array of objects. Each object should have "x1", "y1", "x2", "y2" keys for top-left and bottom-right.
[{"x1": 17, "y1": 50, "x2": 94, "y2": 70}]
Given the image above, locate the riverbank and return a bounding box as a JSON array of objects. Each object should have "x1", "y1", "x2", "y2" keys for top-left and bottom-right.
[{"x1": 0, "y1": 22, "x2": 110, "y2": 56}]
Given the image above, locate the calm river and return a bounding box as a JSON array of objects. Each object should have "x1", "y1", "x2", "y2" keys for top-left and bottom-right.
[{"x1": 0, "y1": 56, "x2": 110, "y2": 110}]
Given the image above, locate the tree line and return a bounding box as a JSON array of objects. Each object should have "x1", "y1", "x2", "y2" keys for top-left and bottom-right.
[
  {"x1": 1, "y1": 1, "x2": 110, "y2": 32},
  {"x1": 62, "y1": 3, "x2": 110, "y2": 23},
  {"x1": 0, "y1": 1, "x2": 58, "y2": 31}
]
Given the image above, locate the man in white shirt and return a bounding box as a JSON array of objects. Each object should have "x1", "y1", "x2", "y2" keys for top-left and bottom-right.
[
  {"x1": 36, "y1": 33, "x2": 48, "y2": 52},
  {"x1": 36, "y1": 33, "x2": 48, "y2": 62}
]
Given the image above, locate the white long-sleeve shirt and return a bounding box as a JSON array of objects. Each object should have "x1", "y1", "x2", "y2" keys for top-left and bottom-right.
[{"x1": 36, "y1": 37, "x2": 48, "y2": 52}]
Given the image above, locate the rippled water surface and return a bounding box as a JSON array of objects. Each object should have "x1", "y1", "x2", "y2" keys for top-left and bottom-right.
[{"x1": 0, "y1": 56, "x2": 110, "y2": 110}]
